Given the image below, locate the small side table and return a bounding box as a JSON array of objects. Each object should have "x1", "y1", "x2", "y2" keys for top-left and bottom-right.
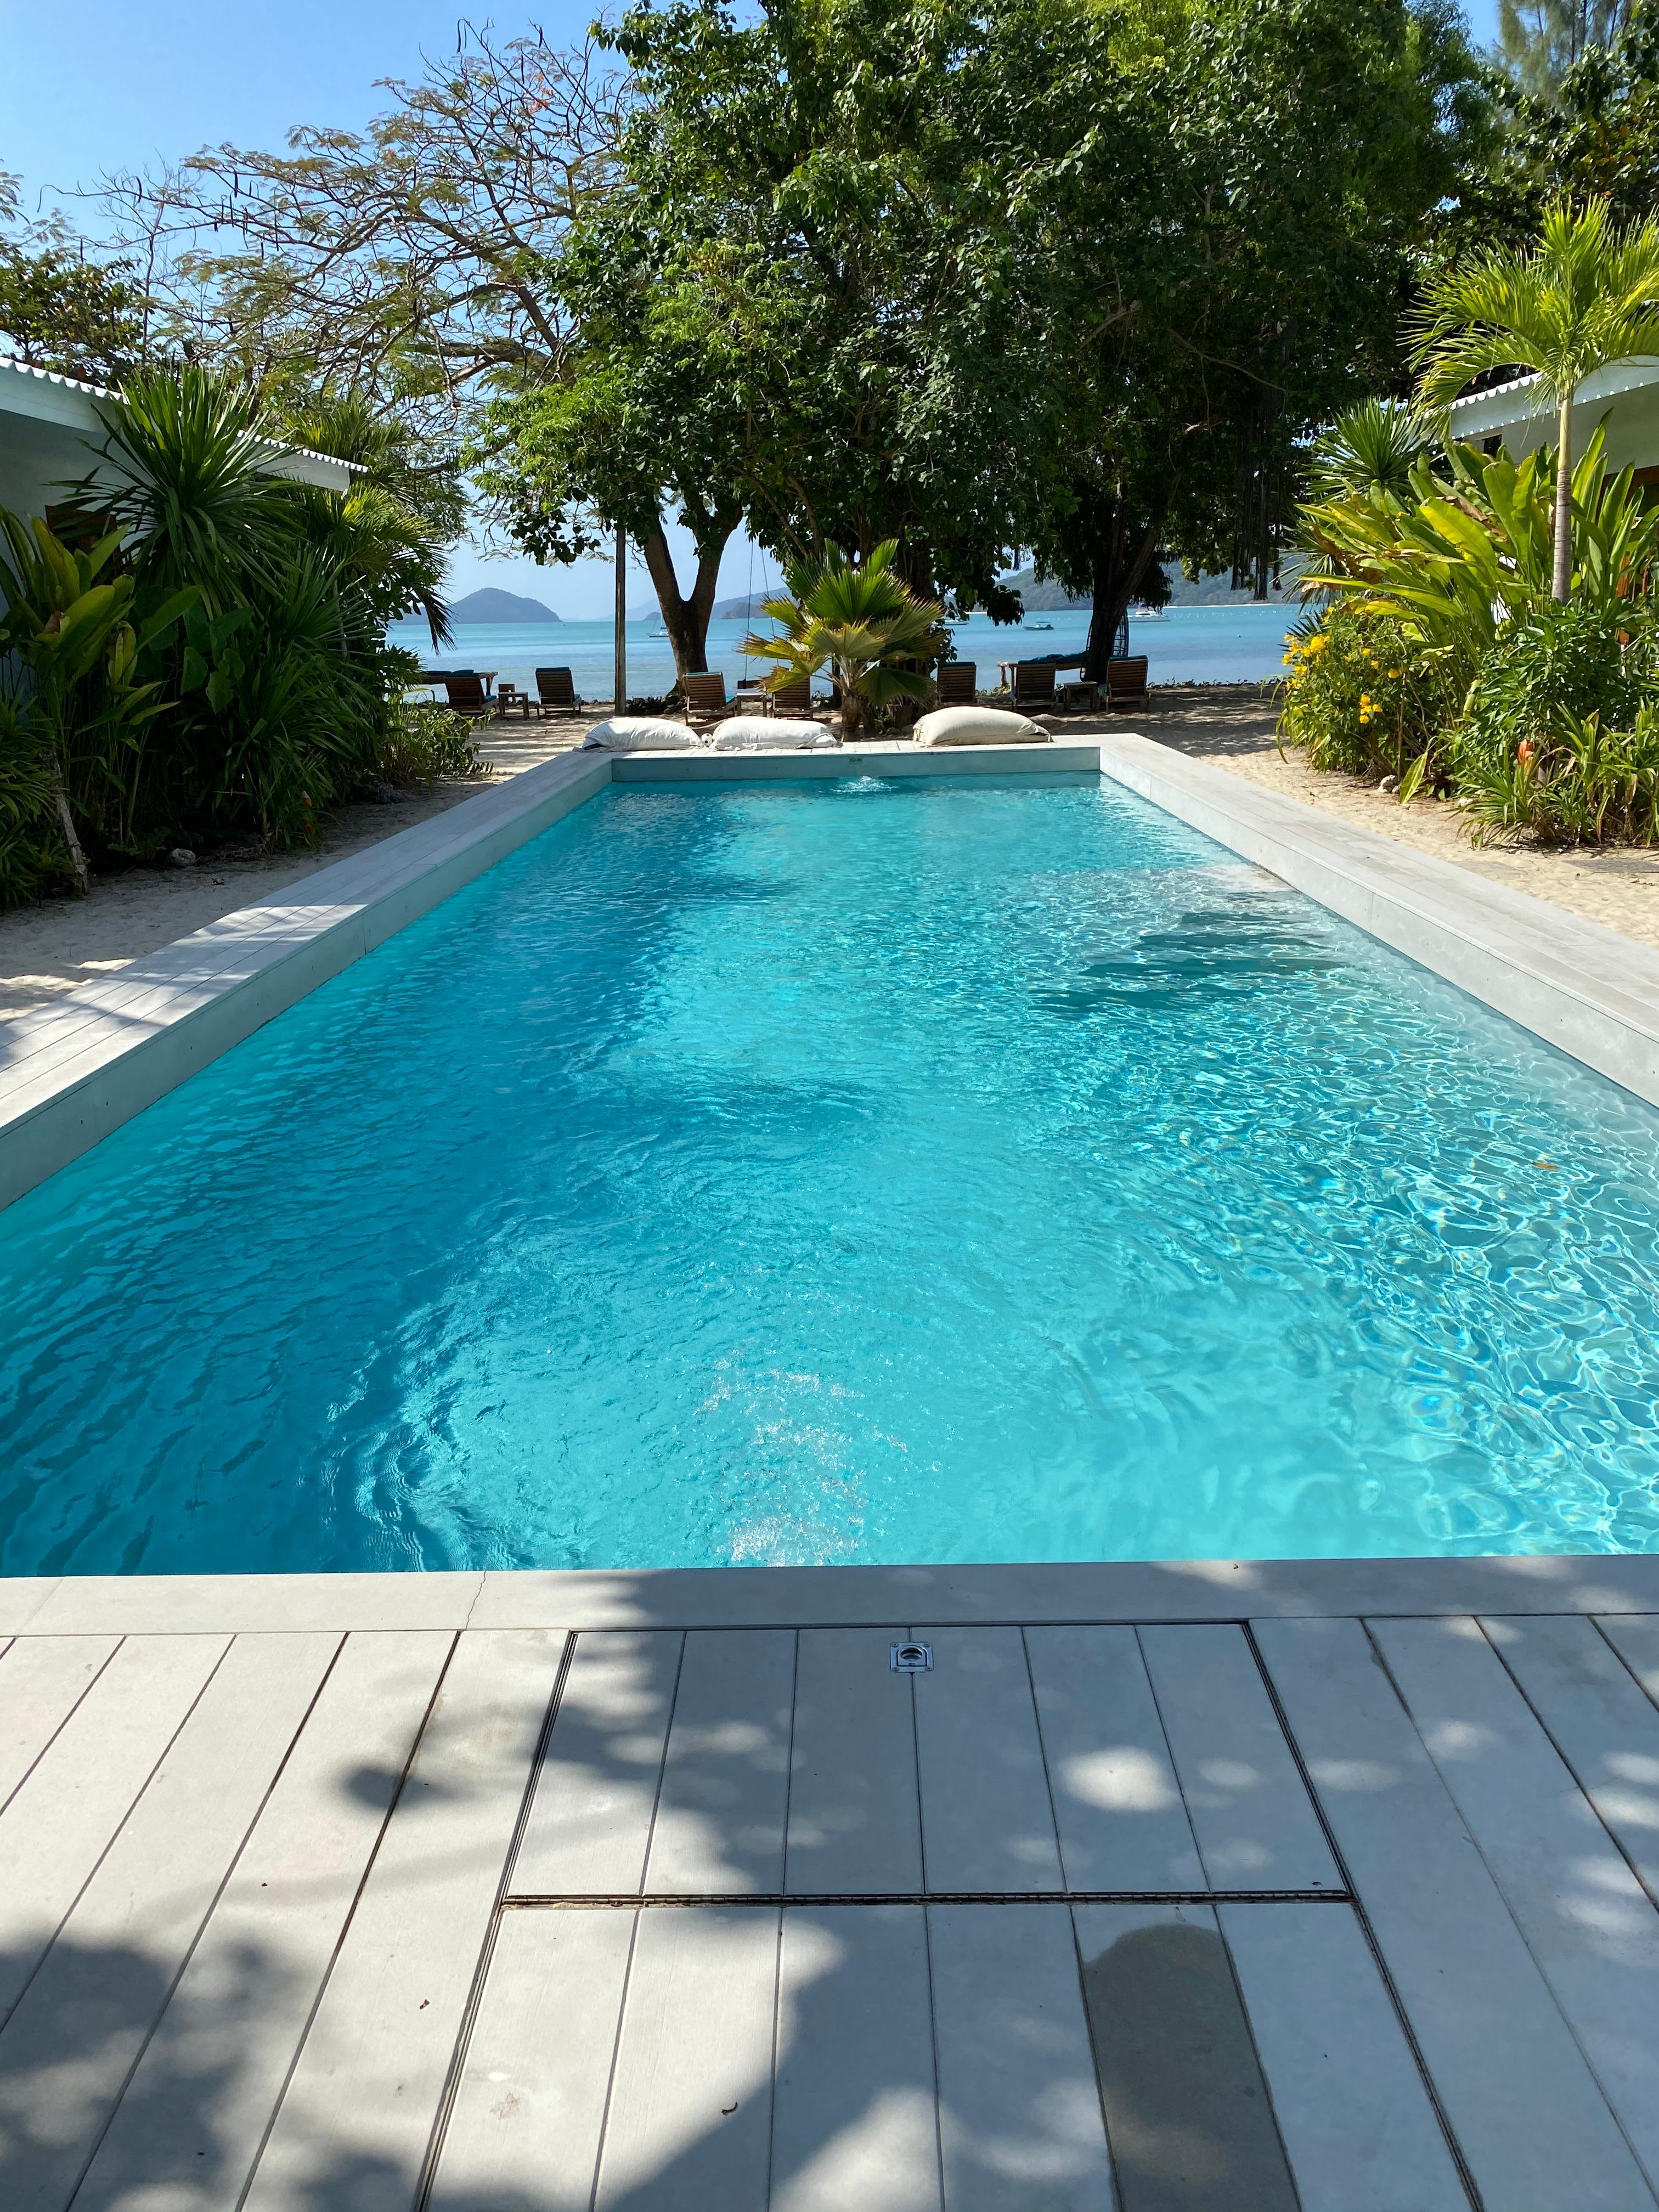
[{"x1": 1058, "y1": 680, "x2": 1100, "y2": 712}]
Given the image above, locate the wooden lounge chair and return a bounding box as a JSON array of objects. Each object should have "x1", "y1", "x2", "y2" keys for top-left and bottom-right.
[
  {"x1": 535, "y1": 667, "x2": 582, "y2": 716},
  {"x1": 442, "y1": 673, "x2": 490, "y2": 714},
  {"x1": 1105, "y1": 655, "x2": 1150, "y2": 709},
  {"x1": 680, "y1": 672, "x2": 731, "y2": 726},
  {"x1": 935, "y1": 662, "x2": 977, "y2": 704},
  {"x1": 1012, "y1": 663, "x2": 1057, "y2": 710},
  {"x1": 765, "y1": 676, "x2": 816, "y2": 717}
]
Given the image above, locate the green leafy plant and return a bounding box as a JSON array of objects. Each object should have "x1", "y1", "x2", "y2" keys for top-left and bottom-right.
[
  {"x1": 1299, "y1": 427, "x2": 1659, "y2": 701},
  {"x1": 1453, "y1": 595, "x2": 1659, "y2": 841},
  {"x1": 1412, "y1": 196, "x2": 1659, "y2": 600},
  {"x1": 741, "y1": 543, "x2": 946, "y2": 738},
  {"x1": 1277, "y1": 603, "x2": 1449, "y2": 787},
  {"x1": 0, "y1": 691, "x2": 64, "y2": 905}
]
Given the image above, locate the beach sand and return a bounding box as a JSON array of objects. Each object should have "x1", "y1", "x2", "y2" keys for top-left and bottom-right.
[{"x1": 5, "y1": 688, "x2": 1658, "y2": 1030}]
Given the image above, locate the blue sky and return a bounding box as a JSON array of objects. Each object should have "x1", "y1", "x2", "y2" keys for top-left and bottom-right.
[{"x1": 4, "y1": 0, "x2": 1505, "y2": 618}]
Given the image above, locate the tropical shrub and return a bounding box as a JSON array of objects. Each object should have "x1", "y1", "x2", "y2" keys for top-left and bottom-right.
[
  {"x1": 0, "y1": 692, "x2": 64, "y2": 906},
  {"x1": 1278, "y1": 603, "x2": 1449, "y2": 785},
  {"x1": 375, "y1": 684, "x2": 491, "y2": 787},
  {"x1": 741, "y1": 544, "x2": 947, "y2": 738},
  {"x1": 1454, "y1": 600, "x2": 1659, "y2": 844},
  {"x1": 0, "y1": 365, "x2": 454, "y2": 901}
]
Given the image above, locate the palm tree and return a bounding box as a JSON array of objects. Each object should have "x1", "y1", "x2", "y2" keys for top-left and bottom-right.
[
  {"x1": 1306, "y1": 399, "x2": 1428, "y2": 504},
  {"x1": 740, "y1": 542, "x2": 946, "y2": 737},
  {"x1": 1411, "y1": 197, "x2": 1659, "y2": 601}
]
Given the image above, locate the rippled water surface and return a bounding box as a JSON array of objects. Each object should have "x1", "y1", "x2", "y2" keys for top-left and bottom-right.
[{"x1": 5, "y1": 772, "x2": 1659, "y2": 1575}]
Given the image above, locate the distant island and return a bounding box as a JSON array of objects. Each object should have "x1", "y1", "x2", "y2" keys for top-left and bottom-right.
[{"x1": 450, "y1": 586, "x2": 562, "y2": 624}]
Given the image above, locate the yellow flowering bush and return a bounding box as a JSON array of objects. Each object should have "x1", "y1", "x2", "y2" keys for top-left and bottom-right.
[{"x1": 1277, "y1": 605, "x2": 1442, "y2": 784}]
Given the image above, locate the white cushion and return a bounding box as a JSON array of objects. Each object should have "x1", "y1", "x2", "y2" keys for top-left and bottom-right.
[
  {"x1": 912, "y1": 706, "x2": 1051, "y2": 747},
  {"x1": 580, "y1": 716, "x2": 698, "y2": 751},
  {"x1": 709, "y1": 716, "x2": 837, "y2": 750}
]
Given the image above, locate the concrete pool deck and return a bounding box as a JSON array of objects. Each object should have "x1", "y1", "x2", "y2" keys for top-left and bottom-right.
[{"x1": 4, "y1": 1554, "x2": 1659, "y2": 2209}]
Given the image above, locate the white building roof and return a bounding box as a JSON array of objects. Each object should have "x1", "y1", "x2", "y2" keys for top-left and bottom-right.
[
  {"x1": 0, "y1": 353, "x2": 364, "y2": 488},
  {"x1": 1447, "y1": 356, "x2": 1659, "y2": 437}
]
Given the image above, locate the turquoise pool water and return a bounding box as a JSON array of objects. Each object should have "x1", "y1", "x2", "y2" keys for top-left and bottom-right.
[{"x1": 5, "y1": 772, "x2": 1659, "y2": 1575}]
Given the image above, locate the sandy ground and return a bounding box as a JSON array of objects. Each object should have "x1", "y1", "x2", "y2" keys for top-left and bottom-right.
[{"x1": 5, "y1": 687, "x2": 1659, "y2": 1025}]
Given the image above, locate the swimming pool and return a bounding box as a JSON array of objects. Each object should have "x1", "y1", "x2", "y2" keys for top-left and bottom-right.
[{"x1": 5, "y1": 770, "x2": 1659, "y2": 1575}]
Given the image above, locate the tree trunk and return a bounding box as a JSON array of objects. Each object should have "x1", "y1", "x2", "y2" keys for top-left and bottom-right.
[
  {"x1": 1082, "y1": 512, "x2": 1163, "y2": 684},
  {"x1": 1553, "y1": 390, "x2": 1575, "y2": 603},
  {"x1": 47, "y1": 750, "x2": 89, "y2": 896},
  {"x1": 639, "y1": 522, "x2": 733, "y2": 679}
]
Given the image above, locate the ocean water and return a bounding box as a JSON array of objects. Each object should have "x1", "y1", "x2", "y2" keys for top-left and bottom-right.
[
  {"x1": 389, "y1": 601, "x2": 1296, "y2": 702},
  {"x1": 4, "y1": 771, "x2": 1658, "y2": 1577}
]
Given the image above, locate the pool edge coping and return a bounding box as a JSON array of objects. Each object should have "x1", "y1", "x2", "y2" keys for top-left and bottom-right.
[
  {"x1": 3, "y1": 1553, "x2": 1657, "y2": 1633},
  {"x1": 3, "y1": 729, "x2": 1658, "y2": 1222}
]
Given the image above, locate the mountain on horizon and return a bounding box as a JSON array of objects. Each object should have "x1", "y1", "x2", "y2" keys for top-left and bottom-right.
[{"x1": 450, "y1": 586, "x2": 562, "y2": 624}]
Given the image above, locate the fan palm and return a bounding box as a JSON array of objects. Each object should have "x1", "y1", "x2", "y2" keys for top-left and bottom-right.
[
  {"x1": 741, "y1": 542, "x2": 946, "y2": 737},
  {"x1": 1411, "y1": 197, "x2": 1659, "y2": 601}
]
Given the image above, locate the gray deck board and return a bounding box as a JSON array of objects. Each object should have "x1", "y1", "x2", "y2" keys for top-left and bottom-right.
[
  {"x1": 1217, "y1": 1901, "x2": 1465, "y2": 2212},
  {"x1": 0, "y1": 1632, "x2": 229, "y2": 2030},
  {"x1": 430, "y1": 1905, "x2": 635, "y2": 2211},
  {"x1": 1025, "y1": 1626, "x2": 1204, "y2": 1893},
  {"x1": 242, "y1": 1628, "x2": 566, "y2": 2212},
  {"x1": 1073, "y1": 1900, "x2": 1299, "y2": 2211},
  {"x1": 771, "y1": 1905, "x2": 939, "y2": 2212},
  {"x1": 785, "y1": 1628, "x2": 922, "y2": 1895},
  {"x1": 1257, "y1": 1615, "x2": 1655, "y2": 2211},
  {"x1": 594, "y1": 1903, "x2": 780, "y2": 2210},
  {"x1": 913, "y1": 1627, "x2": 1063, "y2": 1894},
  {"x1": 1487, "y1": 1613, "x2": 1659, "y2": 1906},
  {"x1": 931, "y1": 1903, "x2": 1114, "y2": 2211},
  {"x1": 1139, "y1": 1624, "x2": 1340, "y2": 1892},
  {"x1": 3, "y1": 1592, "x2": 1659, "y2": 2208},
  {"x1": 0, "y1": 1629, "x2": 338, "y2": 2212},
  {"x1": 0, "y1": 1632, "x2": 121, "y2": 1813},
  {"x1": 514, "y1": 1629, "x2": 681, "y2": 1897},
  {"x1": 74, "y1": 1628, "x2": 453, "y2": 2212},
  {"x1": 1374, "y1": 1614, "x2": 1659, "y2": 2194},
  {"x1": 646, "y1": 1628, "x2": 794, "y2": 1895},
  {"x1": 1600, "y1": 1614, "x2": 1659, "y2": 1706}
]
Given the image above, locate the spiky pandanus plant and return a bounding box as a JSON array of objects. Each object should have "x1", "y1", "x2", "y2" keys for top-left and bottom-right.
[
  {"x1": 741, "y1": 541, "x2": 947, "y2": 737},
  {"x1": 1412, "y1": 198, "x2": 1659, "y2": 603}
]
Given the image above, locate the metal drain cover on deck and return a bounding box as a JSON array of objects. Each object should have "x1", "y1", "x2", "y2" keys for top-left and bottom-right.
[{"x1": 890, "y1": 1641, "x2": 933, "y2": 1672}]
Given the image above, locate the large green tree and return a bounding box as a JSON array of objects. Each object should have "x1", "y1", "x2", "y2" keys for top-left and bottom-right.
[
  {"x1": 1013, "y1": 0, "x2": 1486, "y2": 678},
  {"x1": 0, "y1": 170, "x2": 148, "y2": 383}
]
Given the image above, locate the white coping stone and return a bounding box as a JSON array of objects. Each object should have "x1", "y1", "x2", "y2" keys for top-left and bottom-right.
[{"x1": 6, "y1": 1557, "x2": 1659, "y2": 1638}]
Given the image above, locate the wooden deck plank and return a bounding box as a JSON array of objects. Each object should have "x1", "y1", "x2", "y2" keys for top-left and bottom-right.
[
  {"x1": 930, "y1": 1903, "x2": 1113, "y2": 2211},
  {"x1": 771, "y1": 1905, "x2": 939, "y2": 2212},
  {"x1": 1138, "y1": 1625, "x2": 1340, "y2": 1892},
  {"x1": 913, "y1": 1627, "x2": 1063, "y2": 1894},
  {"x1": 1374, "y1": 1615, "x2": 1659, "y2": 2195},
  {"x1": 1256, "y1": 1616, "x2": 1654, "y2": 2211},
  {"x1": 1024, "y1": 1627, "x2": 1204, "y2": 1894},
  {"x1": 429, "y1": 1906, "x2": 635, "y2": 2211},
  {"x1": 0, "y1": 1630, "x2": 339, "y2": 2212},
  {"x1": 512, "y1": 1630, "x2": 682, "y2": 1897},
  {"x1": 1599, "y1": 1616, "x2": 1659, "y2": 1706},
  {"x1": 0, "y1": 1634, "x2": 121, "y2": 1813},
  {"x1": 74, "y1": 1629, "x2": 453, "y2": 2212},
  {"x1": 1485, "y1": 1613, "x2": 1659, "y2": 1906},
  {"x1": 0, "y1": 1632, "x2": 229, "y2": 2030},
  {"x1": 242, "y1": 1628, "x2": 567, "y2": 2212},
  {"x1": 1073, "y1": 1900, "x2": 1298, "y2": 2211},
  {"x1": 785, "y1": 1629, "x2": 922, "y2": 1897},
  {"x1": 1217, "y1": 1901, "x2": 1465, "y2": 2212},
  {"x1": 594, "y1": 1903, "x2": 779, "y2": 2211},
  {"x1": 645, "y1": 1628, "x2": 794, "y2": 1896}
]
